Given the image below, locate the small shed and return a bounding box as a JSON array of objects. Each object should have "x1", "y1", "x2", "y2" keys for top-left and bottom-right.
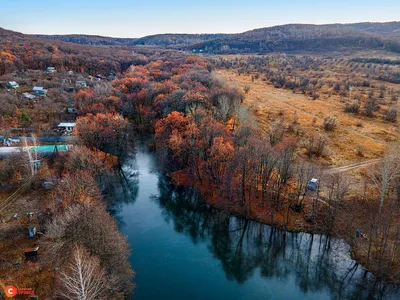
[
  {"x1": 24, "y1": 247, "x2": 39, "y2": 261},
  {"x1": 76, "y1": 80, "x2": 87, "y2": 87},
  {"x1": 32, "y1": 86, "x2": 47, "y2": 96},
  {"x1": 45, "y1": 66, "x2": 56, "y2": 73},
  {"x1": 7, "y1": 81, "x2": 19, "y2": 89},
  {"x1": 67, "y1": 107, "x2": 78, "y2": 113},
  {"x1": 23, "y1": 92, "x2": 36, "y2": 100},
  {"x1": 58, "y1": 122, "x2": 76, "y2": 132}
]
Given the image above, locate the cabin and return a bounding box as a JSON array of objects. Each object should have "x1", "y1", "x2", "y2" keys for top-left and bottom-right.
[
  {"x1": 23, "y1": 92, "x2": 36, "y2": 100},
  {"x1": 57, "y1": 122, "x2": 76, "y2": 133},
  {"x1": 64, "y1": 86, "x2": 74, "y2": 93},
  {"x1": 76, "y1": 80, "x2": 87, "y2": 87},
  {"x1": 7, "y1": 81, "x2": 19, "y2": 89},
  {"x1": 45, "y1": 66, "x2": 56, "y2": 74},
  {"x1": 24, "y1": 247, "x2": 39, "y2": 261},
  {"x1": 67, "y1": 107, "x2": 78, "y2": 113},
  {"x1": 32, "y1": 86, "x2": 47, "y2": 96},
  {"x1": 61, "y1": 78, "x2": 72, "y2": 84}
]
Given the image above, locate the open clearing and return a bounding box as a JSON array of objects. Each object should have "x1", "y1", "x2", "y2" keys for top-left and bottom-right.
[{"x1": 218, "y1": 69, "x2": 399, "y2": 167}]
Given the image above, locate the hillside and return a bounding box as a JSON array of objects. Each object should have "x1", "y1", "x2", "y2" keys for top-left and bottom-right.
[
  {"x1": 34, "y1": 22, "x2": 400, "y2": 54},
  {"x1": 0, "y1": 28, "x2": 175, "y2": 75},
  {"x1": 35, "y1": 33, "x2": 228, "y2": 47},
  {"x1": 327, "y1": 21, "x2": 400, "y2": 38},
  {"x1": 35, "y1": 34, "x2": 139, "y2": 46},
  {"x1": 190, "y1": 23, "x2": 400, "y2": 54}
]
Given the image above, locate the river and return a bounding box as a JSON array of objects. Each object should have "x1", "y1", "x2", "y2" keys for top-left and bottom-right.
[{"x1": 108, "y1": 146, "x2": 399, "y2": 300}]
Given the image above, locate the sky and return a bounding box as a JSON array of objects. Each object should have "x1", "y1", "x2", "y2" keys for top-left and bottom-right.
[{"x1": 1, "y1": 0, "x2": 399, "y2": 37}]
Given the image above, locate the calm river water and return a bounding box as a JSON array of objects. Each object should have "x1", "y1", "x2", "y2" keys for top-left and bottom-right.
[{"x1": 109, "y1": 146, "x2": 399, "y2": 300}]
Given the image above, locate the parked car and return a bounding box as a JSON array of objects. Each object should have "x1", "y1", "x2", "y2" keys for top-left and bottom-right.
[{"x1": 307, "y1": 178, "x2": 319, "y2": 191}]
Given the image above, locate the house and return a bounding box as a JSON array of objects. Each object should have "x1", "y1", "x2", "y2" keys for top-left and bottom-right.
[
  {"x1": 61, "y1": 79, "x2": 71, "y2": 84},
  {"x1": 57, "y1": 122, "x2": 76, "y2": 133},
  {"x1": 23, "y1": 92, "x2": 36, "y2": 100},
  {"x1": 67, "y1": 107, "x2": 78, "y2": 113},
  {"x1": 32, "y1": 86, "x2": 47, "y2": 96},
  {"x1": 7, "y1": 81, "x2": 19, "y2": 89},
  {"x1": 75, "y1": 80, "x2": 87, "y2": 87},
  {"x1": 64, "y1": 86, "x2": 74, "y2": 93},
  {"x1": 108, "y1": 74, "x2": 117, "y2": 81},
  {"x1": 45, "y1": 66, "x2": 56, "y2": 73},
  {"x1": 24, "y1": 247, "x2": 39, "y2": 261}
]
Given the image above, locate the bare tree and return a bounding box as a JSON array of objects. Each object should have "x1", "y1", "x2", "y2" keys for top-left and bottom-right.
[
  {"x1": 370, "y1": 147, "x2": 400, "y2": 213},
  {"x1": 216, "y1": 95, "x2": 230, "y2": 123},
  {"x1": 58, "y1": 245, "x2": 111, "y2": 300}
]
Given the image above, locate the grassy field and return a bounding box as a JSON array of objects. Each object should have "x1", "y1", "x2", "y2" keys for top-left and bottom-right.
[{"x1": 218, "y1": 68, "x2": 399, "y2": 167}]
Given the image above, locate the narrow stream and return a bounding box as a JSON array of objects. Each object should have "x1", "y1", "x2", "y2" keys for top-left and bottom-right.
[{"x1": 109, "y1": 146, "x2": 399, "y2": 300}]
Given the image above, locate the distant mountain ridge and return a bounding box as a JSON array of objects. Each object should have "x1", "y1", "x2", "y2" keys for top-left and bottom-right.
[{"x1": 35, "y1": 33, "x2": 229, "y2": 47}]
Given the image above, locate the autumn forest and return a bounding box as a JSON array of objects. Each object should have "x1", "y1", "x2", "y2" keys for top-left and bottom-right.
[{"x1": 1, "y1": 21, "x2": 400, "y2": 299}]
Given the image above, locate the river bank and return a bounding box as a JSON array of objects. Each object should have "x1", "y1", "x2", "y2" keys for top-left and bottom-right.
[
  {"x1": 114, "y1": 146, "x2": 400, "y2": 299},
  {"x1": 166, "y1": 158, "x2": 400, "y2": 286}
]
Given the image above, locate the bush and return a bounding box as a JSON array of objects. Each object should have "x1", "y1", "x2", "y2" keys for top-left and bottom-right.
[
  {"x1": 384, "y1": 106, "x2": 398, "y2": 123},
  {"x1": 303, "y1": 134, "x2": 328, "y2": 157},
  {"x1": 345, "y1": 101, "x2": 360, "y2": 113},
  {"x1": 323, "y1": 116, "x2": 337, "y2": 131},
  {"x1": 269, "y1": 121, "x2": 285, "y2": 145},
  {"x1": 365, "y1": 96, "x2": 378, "y2": 117}
]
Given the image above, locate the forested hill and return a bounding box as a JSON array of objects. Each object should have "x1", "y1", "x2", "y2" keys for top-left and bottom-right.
[
  {"x1": 34, "y1": 22, "x2": 400, "y2": 54},
  {"x1": 190, "y1": 23, "x2": 400, "y2": 54},
  {"x1": 0, "y1": 27, "x2": 173, "y2": 75},
  {"x1": 326, "y1": 22, "x2": 400, "y2": 39},
  {"x1": 35, "y1": 33, "x2": 228, "y2": 47},
  {"x1": 35, "y1": 34, "x2": 139, "y2": 46}
]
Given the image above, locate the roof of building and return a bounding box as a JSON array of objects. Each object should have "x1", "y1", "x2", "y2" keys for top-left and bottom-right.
[
  {"x1": 58, "y1": 122, "x2": 76, "y2": 127},
  {"x1": 8, "y1": 81, "x2": 18, "y2": 85},
  {"x1": 23, "y1": 92, "x2": 36, "y2": 99},
  {"x1": 32, "y1": 86, "x2": 43, "y2": 91}
]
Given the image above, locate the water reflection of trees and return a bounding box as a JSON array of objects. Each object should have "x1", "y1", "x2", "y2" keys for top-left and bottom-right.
[
  {"x1": 155, "y1": 177, "x2": 398, "y2": 300},
  {"x1": 103, "y1": 169, "x2": 139, "y2": 228}
]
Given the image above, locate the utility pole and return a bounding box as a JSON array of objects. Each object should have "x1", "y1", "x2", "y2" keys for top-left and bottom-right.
[{"x1": 23, "y1": 135, "x2": 39, "y2": 176}]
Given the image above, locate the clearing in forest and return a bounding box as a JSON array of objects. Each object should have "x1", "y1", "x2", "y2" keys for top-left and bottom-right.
[{"x1": 218, "y1": 69, "x2": 399, "y2": 167}]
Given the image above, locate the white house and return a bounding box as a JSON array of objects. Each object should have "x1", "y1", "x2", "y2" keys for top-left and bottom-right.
[{"x1": 57, "y1": 122, "x2": 76, "y2": 133}]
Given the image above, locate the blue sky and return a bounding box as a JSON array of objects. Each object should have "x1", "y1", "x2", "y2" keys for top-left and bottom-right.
[{"x1": 1, "y1": 0, "x2": 399, "y2": 37}]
